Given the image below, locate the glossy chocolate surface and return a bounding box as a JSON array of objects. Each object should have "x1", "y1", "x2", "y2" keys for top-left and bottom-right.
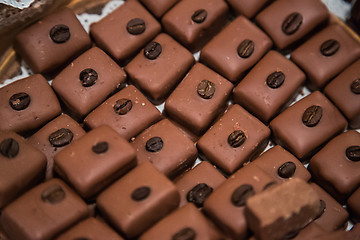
[
  {"x1": 139, "y1": 0, "x2": 180, "y2": 18},
  {"x1": 226, "y1": 0, "x2": 270, "y2": 18}
]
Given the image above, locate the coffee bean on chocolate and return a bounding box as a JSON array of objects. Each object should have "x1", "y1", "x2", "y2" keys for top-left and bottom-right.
[
  {"x1": 302, "y1": 105, "x2": 323, "y2": 127},
  {"x1": 79, "y1": 68, "x2": 98, "y2": 87},
  {"x1": 237, "y1": 39, "x2": 255, "y2": 58},
  {"x1": 277, "y1": 162, "x2": 296, "y2": 178},
  {"x1": 320, "y1": 39, "x2": 340, "y2": 57},
  {"x1": 346, "y1": 145, "x2": 360, "y2": 162},
  {"x1": 9, "y1": 92, "x2": 31, "y2": 111},
  {"x1": 127, "y1": 18, "x2": 146, "y2": 35},
  {"x1": 48, "y1": 128, "x2": 73, "y2": 147},
  {"x1": 197, "y1": 80, "x2": 215, "y2": 99},
  {"x1": 315, "y1": 200, "x2": 326, "y2": 219},
  {"x1": 227, "y1": 130, "x2": 247, "y2": 148},
  {"x1": 49, "y1": 24, "x2": 71, "y2": 43},
  {"x1": 282, "y1": 12, "x2": 303, "y2": 35},
  {"x1": 113, "y1": 98, "x2": 133, "y2": 115},
  {"x1": 231, "y1": 184, "x2": 255, "y2": 207},
  {"x1": 41, "y1": 184, "x2": 66, "y2": 204},
  {"x1": 172, "y1": 227, "x2": 196, "y2": 240},
  {"x1": 186, "y1": 183, "x2": 213, "y2": 207},
  {"x1": 131, "y1": 186, "x2": 151, "y2": 201},
  {"x1": 0, "y1": 138, "x2": 19, "y2": 158},
  {"x1": 145, "y1": 137, "x2": 164, "y2": 152},
  {"x1": 92, "y1": 141, "x2": 109, "y2": 154},
  {"x1": 351, "y1": 79, "x2": 360, "y2": 94},
  {"x1": 266, "y1": 71, "x2": 285, "y2": 89},
  {"x1": 144, "y1": 41, "x2": 162, "y2": 60},
  {"x1": 191, "y1": 9, "x2": 207, "y2": 24}
]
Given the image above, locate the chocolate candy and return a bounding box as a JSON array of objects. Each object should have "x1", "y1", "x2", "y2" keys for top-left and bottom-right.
[
  {"x1": 1, "y1": 179, "x2": 88, "y2": 240},
  {"x1": 125, "y1": 33, "x2": 195, "y2": 103},
  {"x1": 139, "y1": 0, "x2": 180, "y2": 18},
  {"x1": 197, "y1": 104, "x2": 270, "y2": 174},
  {"x1": 14, "y1": 8, "x2": 91, "y2": 73},
  {"x1": 131, "y1": 119, "x2": 197, "y2": 178},
  {"x1": 96, "y1": 161, "x2": 179, "y2": 238},
  {"x1": 200, "y1": 16, "x2": 272, "y2": 82},
  {"x1": 54, "y1": 125, "x2": 136, "y2": 199},
  {"x1": 270, "y1": 91, "x2": 347, "y2": 160},
  {"x1": 90, "y1": 0, "x2": 161, "y2": 64},
  {"x1": 226, "y1": 0, "x2": 270, "y2": 18},
  {"x1": 348, "y1": 188, "x2": 360, "y2": 223},
  {"x1": 255, "y1": 0, "x2": 329, "y2": 49},
  {"x1": 0, "y1": 74, "x2": 61, "y2": 134},
  {"x1": 291, "y1": 24, "x2": 360, "y2": 89}
]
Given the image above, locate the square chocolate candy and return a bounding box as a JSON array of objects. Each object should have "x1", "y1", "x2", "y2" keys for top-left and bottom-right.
[
  {"x1": 200, "y1": 16, "x2": 272, "y2": 82},
  {"x1": 226, "y1": 0, "x2": 270, "y2": 18},
  {"x1": 270, "y1": 91, "x2": 347, "y2": 160},
  {"x1": 54, "y1": 125, "x2": 136, "y2": 199},
  {"x1": 0, "y1": 74, "x2": 61, "y2": 134},
  {"x1": 233, "y1": 50, "x2": 305, "y2": 123},
  {"x1": 291, "y1": 24, "x2": 360, "y2": 89},
  {"x1": 52, "y1": 47, "x2": 127, "y2": 120},
  {"x1": 197, "y1": 104, "x2": 270, "y2": 174},
  {"x1": 90, "y1": 0, "x2": 161, "y2": 64},
  {"x1": 84, "y1": 85, "x2": 161, "y2": 140},
  {"x1": 14, "y1": 8, "x2": 91, "y2": 74},
  {"x1": 139, "y1": 0, "x2": 180, "y2": 18},
  {"x1": 162, "y1": 0, "x2": 229, "y2": 52},
  {"x1": 165, "y1": 63, "x2": 233, "y2": 135},
  {"x1": 0, "y1": 131, "x2": 46, "y2": 209},
  {"x1": 125, "y1": 33, "x2": 195, "y2": 104},
  {"x1": 1, "y1": 178, "x2": 88, "y2": 240},
  {"x1": 96, "y1": 161, "x2": 179, "y2": 238}
]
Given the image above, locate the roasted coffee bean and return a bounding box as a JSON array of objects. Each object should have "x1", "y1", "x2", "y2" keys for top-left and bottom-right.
[
  {"x1": 92, "y1": 141, "x2": 109, "y2": 154},
  {"x1": 41, "y1": 184, "x2": 66, "y2": 204},
  {"x1": 351, "y1": 79, "x2": 360, "y2": 94},
  {"x1": 0, "y1": 138, "x2": 19, "y2": 158},
  {"x1": 282, "y1": 12, "x2": 303, "y2": 35},
  {"x1": 127, "y1": 18, "x2": 146, "y2": 35},
  {"x1": 237, "y1": 39, "x2": 255, "y2": 58},
  {"x1": 186, "y1": 183, "x2": 213, "y2": 207},
  {"x1": 315, "y1": 200, "x2": 326, "y2": 219},
  {"x1": 191, "y1": 9, "x2": 207, "y2": 23},
  {"x1": 145, "y1": 137, "x2": 164, "y2": 152},
  {"x1": 227, "y1": 130, "x2": 246, "y2": 148},
  {"x1": 346, "y1": 145, "x2": 360, "y2": 162},
  {"x1": 131, "y1": 186, "x2": 151, "y2": 201},
  {"x1": 197, "y1": 80, "x2": 215, "y2": 99},
  {"x1": 278, "y1": 162, "x2": 296, "y2": 178},
  {"x1": 50, "y1": 24, "x2": 71, "y2": 43},
  {"x1": 266, "y1": 71, "x2": 285, "y2": 89},
  {"x1": 144, "y1": 41, "x2": 162, "y2": 60},
  {"x1": 79, "y1": 68, "x2": 98, "y2": 87},
  {"x1": 172, "y1": 227, "x2": 196, "y2": 240},
  {"x1": 263, "y1": 182, "x2": 277, "y2": 191},
  {"x1": 48, "y1": 128, "x2": 73, "y2": 147},
  {"x1": 320, "y1": 39, "x2": 340, "y2": 57},
  {"x1": 302, "y1": 105, "x2": 323, "y2": 127},
  {"x1": 113, "y1": 98, "x2": 133, "y2": 115},
  {"x1": 9, "y1": 92, "x2": 31, "y2": 111},
  {"x1": 231, "y1": 184, "x2": 255, "y2": 207}
]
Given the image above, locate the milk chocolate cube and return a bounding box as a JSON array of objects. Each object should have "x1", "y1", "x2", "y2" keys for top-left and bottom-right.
[
  {"x1": 90, "y1": 0, "x2": 161, "y2": 64},
  {"x1": 139, "y1": 0, "x2": 180, "y2": 18},
  {"x1": 162, "y1": 0, "x2": 229, "y2": 52},
  {"x1": 54, "y1": 125, "x2": 136, "y2": 199},
  {"x1": 245, "y1": 178, "x2": 322, "y2": 240},
  {"x1": 139, "y1": 203, "x2": 225, "y2": 240},
  {"x1": 270, "y1": 91, "x2": 347, "y2": 160},
  {"x1": 52, "y1": 47, "x2": 127, "y2": 120},
  {"x1": 1, "y1": 179, "x2": 88, "y2": 240},
  {"x1": 0, "y1": 74, "x2": 61, "y2": 134},
  {"x1": 348, "y1": 187, "x2": 360, "y2": 223},
  {"x1": 308, "y1": 130, "x2": 360, "y2": 203},
  {"x1": 200, "y1": 16, "x2": 272, "y2": 82},
  {"x1": 165, "y1": 63, "x2": 233, "y2": 135},
  {"x1": 125, "y1": 33, "x2": 195, "y2": 104},
  {"x1": 0, "y1": 131, "x2": 46, "y2": 208},
  {"x1": 96, "y1": 161, "x2": 180, "y2": 238},
  {"x1": 197, "y1": 104, "x2": 270, "y2": 174},
  {"x1": 14, "y1": 8, "x2": 91, "y2": 73},
  {"x1": 226, "y1": 0, "x2": 270, "y2": 18},
  {"x1": 28, "y1": 114, "x2": 85, "y2": 180},
  {"x1": 131, "y1": 119, "x2": 197, "y2": 178}
]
